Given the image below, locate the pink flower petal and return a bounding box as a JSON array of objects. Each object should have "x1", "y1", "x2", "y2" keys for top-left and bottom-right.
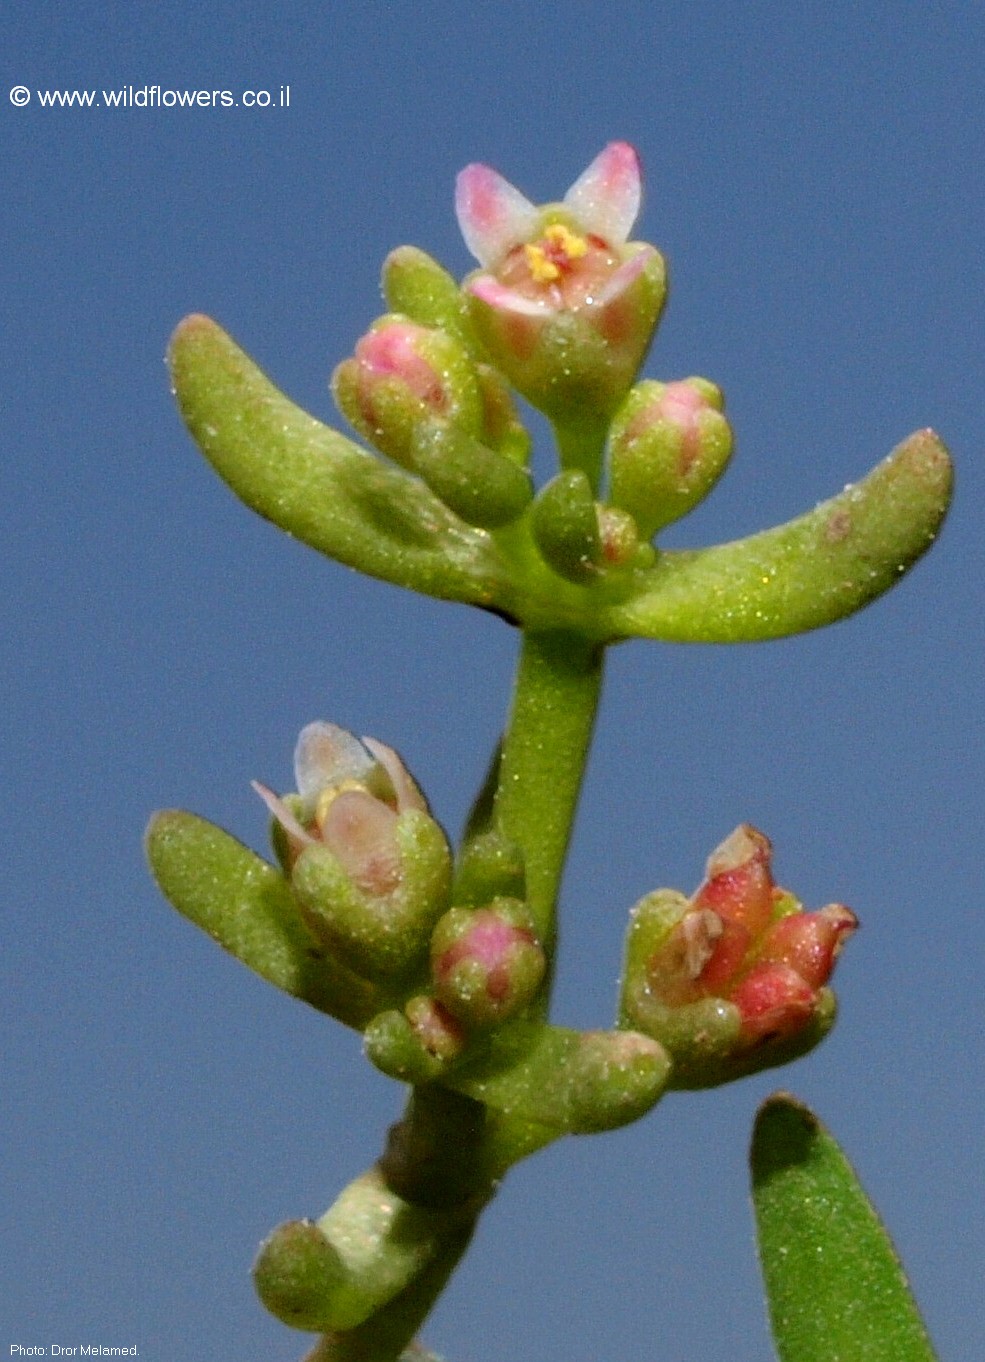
[
  {"x1": 293, "y1": 721, "x2": 376, "y2": 803},
  {"x1": 564, "y1": 142, "x2": 642, "y2": 245},
  {"x1": 456, "y1": 163, "x2": 539, "y2": 268},
  {"x1": 319, "y1": 788, "x2": 401, "y2": 895},
  {"x1": 467, "y1": 274, "x2": 553, "y2": 317},
  {"x1": 251, "y1": 780, "x2": 315, "y2": 846},
  {"x1": 362, "y1": 737, "x2": 428, "y2": 813},
  {"x1": 594, "y1": 246, "x2": 656, "y2": 307}
]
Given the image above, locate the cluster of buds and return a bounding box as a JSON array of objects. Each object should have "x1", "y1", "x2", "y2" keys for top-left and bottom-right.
[
  {"x1": 255, "y1": 722, "x2": 547, "y2": 1084},
  {"x1": 620, "y1": 825, "x2": 857, "y2": 1087},
  {"x1": 331, "y1": 313, "x2": 533, "y2": 530},
  {"x1": 327, "y1": 144, "x2": 738, "y2": 594},
  {"x1": 366, "y1": 895, "x2": 547, "y2": 1086}
]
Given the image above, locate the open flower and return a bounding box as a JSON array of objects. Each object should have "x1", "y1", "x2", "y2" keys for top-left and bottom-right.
[
  {"x1": 455, "y1": 142, "x2": 666, "y2": 421},
  {"x1": 621, "y1": 825, "x2": 857, "y2": 1086},
  {"x1": 254, "y1": 722, "x2": 451, "y2": 979},
  {"x1": 253, "y1": 720, "x2": 427, "y2": 888}
]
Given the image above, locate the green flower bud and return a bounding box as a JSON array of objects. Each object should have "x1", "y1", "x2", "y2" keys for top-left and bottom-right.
[
  {"x1": 363, "y1": 998, "x2": 465, "y2": 1084},
  {"x1": 531, "y1": 470, "x2": 601, "y2": 582},
  {"x1": 408, "y1": 417, "x2": 533, "y2": 528},
  {"x1": 253, "y1": 1220, "x2": 345, "y2": 1331},
  {"x1": 453, "y1": 827, "x2": 526, "y2": 907},
  {"x1": 608, "y1": 378, "x2": 733, "y2": 537}
]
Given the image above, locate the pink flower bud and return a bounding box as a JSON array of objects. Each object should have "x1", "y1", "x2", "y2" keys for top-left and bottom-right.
[
  {"x1": 430, "y1": 899, "x2": 546, "y2": 1027},
  {"x1": 331, "y1": 318, "x2": 483, "y2": 466},
  {"x1": 608, "y1": 377, "x2": 733, "y2": 536}
]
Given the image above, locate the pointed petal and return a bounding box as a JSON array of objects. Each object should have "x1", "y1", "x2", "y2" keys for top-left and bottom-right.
[
  {"x1": 595, "y1": 245, "x2": 655, "y2": 306},
  {"x1": 251, "y1": 780, "x2": 316, "y2": 846},
  {"x1": 362, "y1": 737, "x2": 428, "y2": 813},
  {"x1": 293, "y1": 722, "x2": 375, "y2": 801},
  {"x1": 456, "y1": 163, "x2": 539, "y2": 267},
  {"x1": 564, "y1": 142, "x2": 642, "y2": 244}
]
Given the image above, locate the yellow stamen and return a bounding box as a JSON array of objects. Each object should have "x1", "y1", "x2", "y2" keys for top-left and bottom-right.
[
  {"x1": 524, "y1": 243, "x2": 561, "y2": 282},
  {"x1": 543, "y1": 223, "x2": 588, "y2": 259},
  {"x1": 314, "y1": 779, "x2": 369, "y2": 832}
]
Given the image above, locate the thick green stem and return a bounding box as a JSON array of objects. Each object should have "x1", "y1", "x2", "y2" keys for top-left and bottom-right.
[{"x1": 493, "y1": 629, "x2": 605, "y2": 954}]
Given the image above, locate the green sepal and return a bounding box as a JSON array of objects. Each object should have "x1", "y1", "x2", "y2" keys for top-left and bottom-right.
[
  {"x1": 290, "y1": 810, "x2": 452, "y2": 981},
  {"x1": 168, "y1": 315, "x2": 509, "y2": 611},
  {"x1": 253, "y1": 1220, "x2": 348, "y2": 1331},
  {"x1": 752, "y1": 1094, "x2": 939, "y2": 1362},
  {"x1": 605, "y1": 429, "x2": 953, "y2": 642},
  {"x1": 409, "y1": 419, "x2": 533, "y2": 528},
  {"x1": 363, "y1": 1009, "x2": 450, "y2": 1085},
  {"x1": 144, "y1": 810, "x2": 379, "y2": 1029},
  {"x1": 531, "y1": 470, "x2": 601, "y2": 583},
  {"x1": 475, "y1": 363, "x2": 532, "y2": 465},
  {"x1": 381, "y1": 247, "x2": 476, "y2": 351}
]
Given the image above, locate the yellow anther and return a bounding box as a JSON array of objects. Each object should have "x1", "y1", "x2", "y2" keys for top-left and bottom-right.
[
  {"x1": 543, "y1": 223, "x2": 588, "y2": 259},
  {"x1": 524, "y1": 243, "x2": 561, "y2": 282},
  {"x1": 314, "y1": 779, "x2": 368, "y2": 831}
]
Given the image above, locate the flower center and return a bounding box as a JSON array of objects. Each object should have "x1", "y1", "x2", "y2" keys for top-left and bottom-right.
[
  {"x1": 523, "y1": 223, "x2": 589, "y2": 282},
  {"x1": 500, "y1": 222, "x2": 620, "y2": 310}
]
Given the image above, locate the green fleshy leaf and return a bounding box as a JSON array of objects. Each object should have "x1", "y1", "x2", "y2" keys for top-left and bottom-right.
[
  {"x1": 168, "y1": 315, "x2": 510, "y2": 610},
  {"x1": 752, "y1": 1094, "x2": 938, "y2": 1362},
  {"x1": 448, "y1": 1022, "x2": 668, "y2": 1137},
  {"x1": 605, "y1": 430, "x2": 952, "y2": 642},
  {"x1": 145, "y1": 810, "x2": 380, "y2": 1028}
]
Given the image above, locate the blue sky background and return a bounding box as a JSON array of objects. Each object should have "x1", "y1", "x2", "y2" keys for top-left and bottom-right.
[{"x1": 3, "y1": 3, "x2": 982, "y2": 1359}]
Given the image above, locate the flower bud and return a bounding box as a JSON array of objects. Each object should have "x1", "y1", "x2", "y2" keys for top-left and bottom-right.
[
  {"x1": 408, "y1": 417, "x2": 533, "y2": 528},
  {"x1": 331, "y1": 317, "x2": 484, "y2": 467},
  {"x1": 608, "y1": 378, "x2": 733, "y2": 537},
  {"x1": 596, "y1": 504, "x2": 656, "y2": 570},
  {"x1": 430, "y1": 898, "x2": 546, "y2": 1027},
  {"x1": 253, "y1": 1220, "x2": 344, "y2": 1331},
  {"x1": 620, "y1": 826, "x2": 857, "y2": 1087},
  {"x1": 453, "y1": 827, "x2": 526, "y2": 907},
  {"x1": 254, "y1": 722, "x2": 451, "y2": 980},
  {"x1": 531, "y1": 470, "x2": 602, "y2": 582},
  {"x1": 363, "y1": 997, "x2": 466, "y2": 1084}
]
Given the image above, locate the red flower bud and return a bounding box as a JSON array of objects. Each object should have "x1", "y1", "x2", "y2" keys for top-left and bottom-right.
[{"x1": 621, "y1": 825, "x2": 857, "y2": 1085}]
